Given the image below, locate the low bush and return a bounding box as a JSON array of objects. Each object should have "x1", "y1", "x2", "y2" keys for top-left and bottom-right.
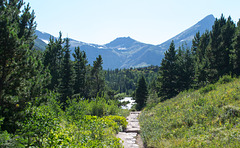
[
  {"x1": 0, "y1": 94, "x2": 126, "y2": 147},
  {"x1": 218, "y1": 75, "x2": 234, "y2": 84},
  {"x1": 199, "y1": 84, "x2": 216, "y2": 94}
]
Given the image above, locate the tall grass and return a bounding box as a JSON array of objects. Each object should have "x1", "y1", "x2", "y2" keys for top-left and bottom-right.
[{"x1": 139, "y1": 77, "x2": 240, "y2": 147}]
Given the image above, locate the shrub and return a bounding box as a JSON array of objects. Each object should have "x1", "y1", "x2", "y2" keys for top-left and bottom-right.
[
  {"x1": 199, "y1": 84, "x2": 216, "y2": 94},
  {"x1": 218, "y1": 75, "x2": 234, "y2": 84},
  {"x1": 103, "y1": 115, "x2": 128, "y2": 131},
  {"x1": 66, "y1": 98, "x2": 88, "y2": 120},
  {"x1": 17, "y1": 105, "x2": 60, "y2": 147}
]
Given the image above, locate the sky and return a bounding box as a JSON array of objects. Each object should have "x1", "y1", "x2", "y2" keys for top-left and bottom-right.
[{"x1": 25, "y1": 0, "x2": 240, "y2": 45}]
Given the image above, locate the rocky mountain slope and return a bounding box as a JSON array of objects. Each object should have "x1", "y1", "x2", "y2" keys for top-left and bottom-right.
[{"x1": 34, "y1": 14, "x2": 215, "y2": 69}]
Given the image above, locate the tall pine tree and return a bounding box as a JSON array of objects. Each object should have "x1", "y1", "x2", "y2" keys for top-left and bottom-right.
[
  {"x1": 232, "y1": 19, "x2": 240, "y2": 75},
  {"x1": 207, "y1": 15, "x2": 235, "y2": 81},
  {"x1": 135, "y1": 76, "x2": 148, "y2": 111},
  {"x1": 90, "y1": 55, "x2": 105, "y2": 98},
  {"x1": 176, "y1": 44, "x2": 194, "y2": 91},
  {"x1": 0, "y1": 0, "x2": 50, "y2": 133},
  {"x1": 59, "y1": 38, "x2": 73, "y2": 108},
  {"x1": 191, "y1": 31, "x2": 200, "y2": 55},
  {"x1": 43, "y1": 33, "x2": 64, "y2": 90},
  {"x1": 158, "y1": 41, "x2": 178, "y2": 101},
  {"x1": 193, "y1": 31, "x2": 211, "y2": 88},
  {"x1": 72, "y1": 46, "x2": 87, "y2": 98}
]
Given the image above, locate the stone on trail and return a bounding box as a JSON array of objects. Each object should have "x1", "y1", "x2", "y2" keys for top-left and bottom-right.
[{"x1": 116, "y1": 111, "x2": 143, "y2": 148}]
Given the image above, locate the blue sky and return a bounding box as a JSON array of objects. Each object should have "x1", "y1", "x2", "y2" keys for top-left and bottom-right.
[{"x1": 25, "y1": 0, "x2": 240, "y2": 45}]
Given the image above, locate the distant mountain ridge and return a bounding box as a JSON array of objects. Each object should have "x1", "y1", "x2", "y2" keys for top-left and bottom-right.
[
  {"x1": 158, "y1": 14, "x2": 215, "y2": 50},
  {"x1": 34, "y1": 14, "x2": 215, "y2": 69}
]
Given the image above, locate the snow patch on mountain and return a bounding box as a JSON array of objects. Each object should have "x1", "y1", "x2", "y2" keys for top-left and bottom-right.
[
  {"x1": 40, "y1": 39, "x2": 49, "y2": 44},
  {"x1": 118, "y1": 48, "x2": 127, "y2": 50}
]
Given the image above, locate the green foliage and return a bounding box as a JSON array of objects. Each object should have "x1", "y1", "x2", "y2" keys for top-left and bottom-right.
[
  {"x1": 4, "y1": 1, "x2": 240, "y2": 147},
  {"x1": 59, "y1": 37, "x2": 73, "y2": 108},
  {"x1": 105, "y1": 66, "x2": 158, "y2": 95},
  {"x1": 206, "y1": 15, "x2": 236, "y2": 81},
  {"x1": 135, "y1": 76, "x2": 148, "y2": 110},
  {"x1": 17, "y1": 105, "x2": 60, "y2": 147},
  {"x1": 218, "y1": 75, "x2": 234, "y2": 84},
  {"x1": 199, "y1": 84, "x2": 216, "y2": 94},
  {"x1": 103, "y1": 115, "x2": 128, "y2": 131},
  {"x1": 0, "y1": 1, "x2": 128, "y2": 147},
  {"x1": 155, "y1": 15, "x2": 240, "y2": 103},
  {"x1": 72, "y1": 46, "x2": 88, "y2": 97},
  {"x1": 66, "y1": 98, "x2": 89, "y2": 120},
  {"x1": 0, "y1": 0, "x2": 50, "y2": 133},
  {"x1": 232, "y1": 19, "x2": 240, "y2": 75},
  {"x1": 89, "y1": 97, "x2": 120, "y2": 117},
  {"x1": 43, "y1": 33, "x2": 64, "y2": 90},
  {"x1": 158, "y1": 41, "x2": 178, "y2": 100},
  {"x1": 145, "y1": 91, "x2": 160, "y2": 110},
  {"x1": 3, "y1": 94, "x2": 126, "y2": 147},
  {"x1": 89, "y1": 55, "x2": 105, "y2": 98},
  {"x1": 140, "y1": 77, "x2": 240, "y2": 147},
  {"x1": 176, "y1": 44, "x2": 194, "y2": 91}
]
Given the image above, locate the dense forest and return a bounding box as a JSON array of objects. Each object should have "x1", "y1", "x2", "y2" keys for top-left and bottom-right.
[
  {"x1": 105, "y1": 66, "x2": 158, "y2": 95},
  {"x1": 1, "y1": 0, "x2": 240, "y2": 147},
  {"x1": 0, "y1": 1, "x2": 128, "y2": 147}
]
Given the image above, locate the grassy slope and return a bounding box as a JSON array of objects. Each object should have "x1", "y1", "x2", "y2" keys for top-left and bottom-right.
[{"x1": 139, "y1": 78, "x2": 240, "y2": 147}]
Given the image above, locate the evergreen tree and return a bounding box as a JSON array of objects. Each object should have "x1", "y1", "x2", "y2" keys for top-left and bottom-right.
[
  {"x1": 193, "y1": 31, "x2": 210, "y2": 88},
  {"x1": 43, "y1": 33, "x2": 64, "y2": 90},
  {"x1": 0, "y1": 0, "x2": 50, "y2": 133},
  {"x1": 176, "y1": 45, "x2": 194, "y2": 91},
  {"x1": 191, "y1": 31, "x2": 200, "y2": 55},
  {"x1": 90, "y1": 55, "x2": 105, "y2": 98},
  {"x1": 207, "y1": 15, "x2": 235, "y2": 81},
  {"x1": 72, "y1": 46, "x2": 87, "y2": 98},
  {"x1": 59, "y1": 38, "x2": 73, "y2": 108},
  {"x1": 232, "y1": 19, "x2": 240, "y2": 75},
  {"x1": 158, "y1": 41, "x2": 178, "y2": 101},
  {"x1": 206, "y1": 15, "x2": 226, "y2": 82},
  {"x1": 220, "y1": 16, "x2": 236, "y2": 74},
  {"x1": 198, "y1": 31, "x2": 210, "y2": 62},
  {"x1": 135, "y1": 76, "x2": 148, "y2": 111}
]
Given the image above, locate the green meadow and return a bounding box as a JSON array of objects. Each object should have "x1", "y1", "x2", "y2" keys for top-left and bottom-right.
[{"x1": 140, "y1": 76, "x2": 240, "y2": 147}]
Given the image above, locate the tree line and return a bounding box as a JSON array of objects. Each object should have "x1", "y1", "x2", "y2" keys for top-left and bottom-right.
[
  {"x1": 105, "y1": 66, "x2": 158, "y2": 95},
  {"x1": 0, "y1": 0, "x2": 107, "y2": 135},
  {"x1": 0, "y1": 1, "x2": 128, "y2": 147},
  {"x1": 43, "y1": 33, "x2": 105, "y2": 108},
  {"x1": 157, "y1": 15, "x2": 240, "y2": 101}
]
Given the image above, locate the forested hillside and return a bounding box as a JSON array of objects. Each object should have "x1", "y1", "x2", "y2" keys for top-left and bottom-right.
[
  {"x1": 105, "y1": 66, "x2": 158, "y2": 95},
  {"x1": 139, "y1": 15, "x2": 240, "y2": 147}
]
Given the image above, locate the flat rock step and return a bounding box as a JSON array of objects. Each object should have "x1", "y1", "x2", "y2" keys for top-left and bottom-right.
[{"x1": 116, "y1": 111, "x2": 143, "y2": 148}]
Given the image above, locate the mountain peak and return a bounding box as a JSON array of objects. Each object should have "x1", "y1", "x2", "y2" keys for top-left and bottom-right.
[
  {"x1": 105, "y1": 36, "x2": 138, "y2": 48},
  {"x1": 158, "y1": 14, "x2": 215, "y2": 50},
  {"x1": 205, "y1": 14, "x2": 215, "y2": 20},
  {"x1": 36, "y1": 14, "x2": 216, "y2": 69},
  {"x1": 197, "y1": 14, "x2": 215, "y2": 27}
]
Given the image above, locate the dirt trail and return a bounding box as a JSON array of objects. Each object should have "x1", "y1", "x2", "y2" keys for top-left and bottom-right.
[{"x1": 116, "y1": 111, "x2": 144, "y2": 148}]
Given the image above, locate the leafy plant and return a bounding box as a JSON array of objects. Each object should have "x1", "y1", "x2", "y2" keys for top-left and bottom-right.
[
  {"x1": 199, "y1": 84, "x2": 216, "y2": 94},
  {"x1": 218, "y1": 75, "x2": 234, "y2": 84}
]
